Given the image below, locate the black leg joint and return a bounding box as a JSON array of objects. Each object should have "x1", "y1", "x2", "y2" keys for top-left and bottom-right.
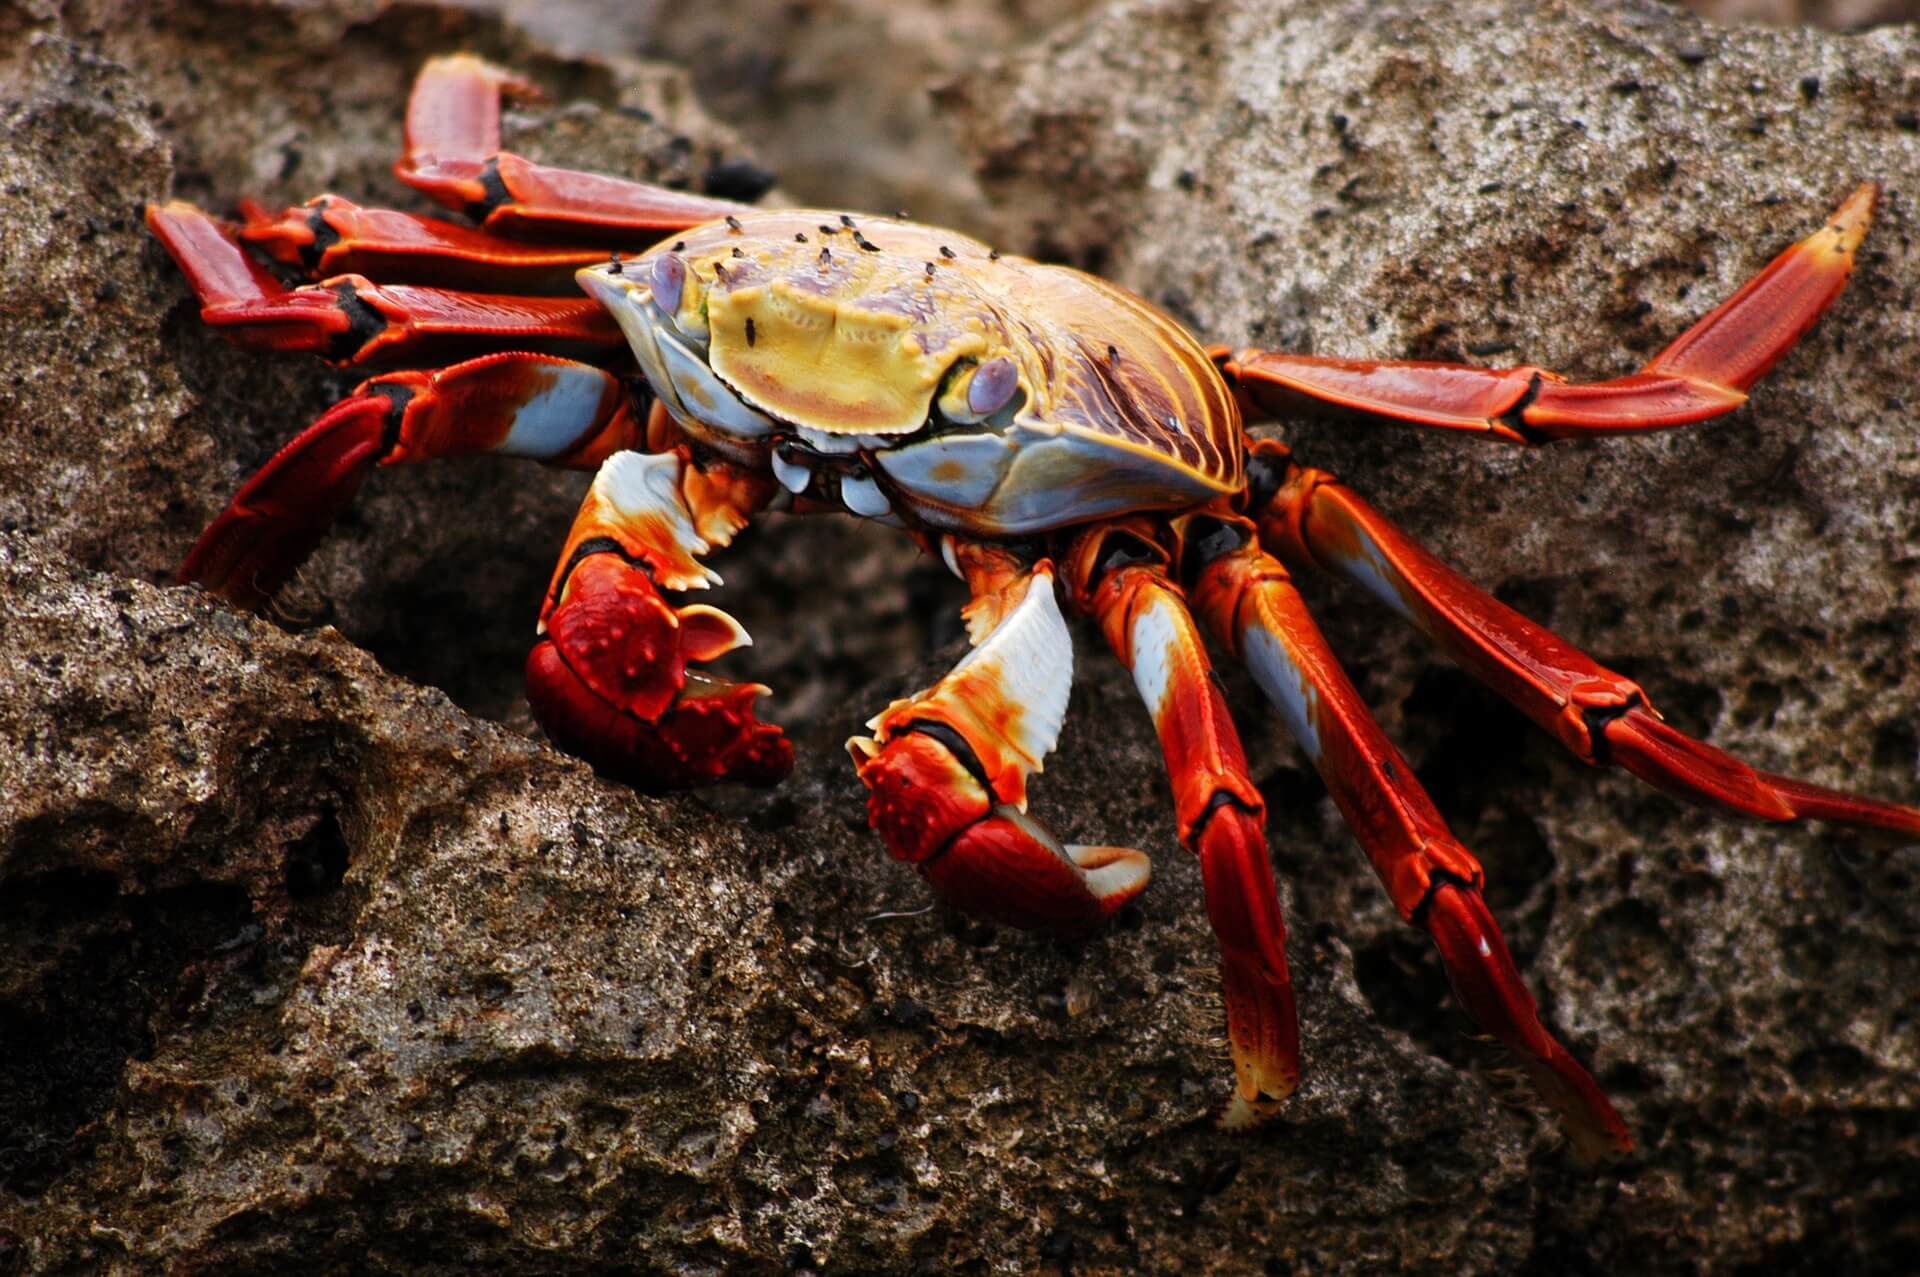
[
  {"x1": 1580, "y1": 692, "x2": 1643, "y2": 765},
  {"x1": 1191, "y1": 786, "x2": 1260, "y2": 842},
  {"x1": 465, "y1": 156, "x2": 512, "y2": 223},
  {"x1": 326, "y1": 282, "x2": 390, "y2": 364},
  {"x1": 549, "y1": 536, "x2": 648, "y2": 607},
  {"x1": 899, "y1": 720, "x2": 998, "y2": 802},
  {"x1": 1179, "y1": 515, "x2": 1250, "y2": 589},
  {"x1": 366, "y1": 381, "x2": 416, "y2": 457},
  {"x1": 1494, "y1": 372, "x2": 1553, "y2": 444},
  {"x1": 302, "y1": 201, "x2": 341, "y2": 274}
]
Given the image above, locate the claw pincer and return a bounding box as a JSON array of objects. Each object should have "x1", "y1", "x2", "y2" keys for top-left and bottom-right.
[
  {"x1": 849, "y1": 561, "x2": 1152, "y2": 931},
  {"x1": 528, "y1": 452, "x2": 790, "y2": 789}
]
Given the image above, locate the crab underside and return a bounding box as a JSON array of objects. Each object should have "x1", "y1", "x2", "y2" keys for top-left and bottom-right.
[{"x1": 145, "y1": 54, "x2": 1920, "y2": 1163}]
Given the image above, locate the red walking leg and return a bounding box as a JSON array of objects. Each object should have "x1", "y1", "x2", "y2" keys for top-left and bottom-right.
[
  {"x1": 237, "y1": 195, "x2": 608, "y2": 293},
  {"x1": 396, "y1": 54, "x2": 750, "y2": 242},
  {"x1": 1188, "y1": 525, "x2": 1634, "y2": 1163},
  {"x1": 1248, "y1": 444, "x2": 1920, "y2": 839},
  {"x1": 181, "y1": 353, "x2": 647, "y2": 611},
  {"x1": 1061, "y1": 522, "x2": 1299, "y2": 1124},
  {"x1": 1222, "y1": 184, "x2": 1875, "y2": 443},
  {"x1": 148, "y1": 201, "x2": 622, "y2": 367}
]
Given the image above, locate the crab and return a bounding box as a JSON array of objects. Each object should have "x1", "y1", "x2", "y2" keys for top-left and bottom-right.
[{"x1": 145, "y1": 54, "x2": 1919, "y2": 1163}]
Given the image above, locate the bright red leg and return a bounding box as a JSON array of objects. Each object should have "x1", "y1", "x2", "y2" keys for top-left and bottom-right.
[
  {"x1": 848, "y1": 545, "x2": 1153, "y2": 933},
  {"x1": 1222, "y1": 184, "x2": 1876, "y2": 443},
  {"x1": 1250, "y1": 444, "x2": 1920, "y2": 839},
  {"x1": 397, "y1": 54, "x2": 750, "y2": 242},
  {"x1": 148, "y1": 201, "x2": 621, "y2": 366},
  {"x1": 1061, "y1": 523, "x2": 1299, "y2": 1123},
  {"x1": 237, "y1": 196, "x2": 609, "y2": 293},
  {"x1": 527, "y1": 449, "x2": 790, "y2": 789},
  {"x1": 1188, "y1": 527, "x2": 1634, "y2": 1163},
  {"x1": 180, "y1": 353, "x2": 645, "y2": 611}
]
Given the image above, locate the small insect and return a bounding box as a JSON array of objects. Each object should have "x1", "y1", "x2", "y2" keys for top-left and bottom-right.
[{"x1": 147, "y1": 54, "x2": 1916, "y2": 1162}]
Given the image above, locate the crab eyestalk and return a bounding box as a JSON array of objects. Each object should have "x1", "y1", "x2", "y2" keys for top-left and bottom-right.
[{"x1": 936, "y1": 355, "x2": 1022, "y2": 423}]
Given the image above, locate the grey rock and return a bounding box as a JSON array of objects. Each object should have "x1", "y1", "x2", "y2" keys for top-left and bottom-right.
[{"x1": 1, "y1": 0, "x2": 1917, "y2": 1273}]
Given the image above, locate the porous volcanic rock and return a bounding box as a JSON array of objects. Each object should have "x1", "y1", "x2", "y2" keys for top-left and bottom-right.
[
  {"x1": 455, "y1": 0, "x2": 1107, "y2": 229},
  {"x1": 1, "y1": 0, "x2": 1917, "y2": 1273}
]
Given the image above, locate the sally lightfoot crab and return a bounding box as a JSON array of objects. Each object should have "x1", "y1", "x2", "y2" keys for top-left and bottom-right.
[{"x1": 147, "y1": 54, "x2": 1920, "y2": 1162}]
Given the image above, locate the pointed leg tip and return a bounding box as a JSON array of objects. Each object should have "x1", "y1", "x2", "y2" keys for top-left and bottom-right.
[
  {"x1": 1214, "y1": 1090, "x2": 1292, "y2": 1133},
  {"x1": 1217, "y1": 950, "x2": 1302, "y2": 1123},
  {"x1": 1521, "y1": 1056, "x2": 1635, "y2": 1168},
  {"x1": 1836, "y1": 181, "x2": 1880, "y2": 227},
  {"x1": 1824, "y1": 182, "x2": 1879, "y2": 254}
]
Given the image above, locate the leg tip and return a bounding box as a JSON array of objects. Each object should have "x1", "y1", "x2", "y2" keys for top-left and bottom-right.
[
  {"x1": 1833, "y1": 181, "x2": 1880, "y2": 234},
  {"x1": 1214, "y1": 1090, "x2": 1290, "y2": 1132},
  {"x1": 1217, "y1": 941, "x2": 1301, "y2": 1113},
  {"x1": 1521, "y1": 1054, "x2": 1635, "y2": 1168},
  {"x1": 1822, "y1": 182, "x2": 1879, "y2": 256}
]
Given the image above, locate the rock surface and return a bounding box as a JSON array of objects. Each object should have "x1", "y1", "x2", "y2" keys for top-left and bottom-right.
[
  {"x1": 2, "y1": 0, "x2": 1918, "y2": 1273},
  {"x1": 457, "y1": 0, "x2": 1107, "y2": 229}
]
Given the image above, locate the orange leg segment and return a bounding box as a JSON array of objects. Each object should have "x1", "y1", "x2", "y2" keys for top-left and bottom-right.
[
  {"x1": 1188, "y1": 527, "x2": 1633, "y2": 1162},
  {"x1": 1062, "y1": 524, "x2": 1300, "y2": 1121},
  {"x1": 397, "y1": 54, "x2": 752, "y2": 242},
  {"x1": 1223, "y1": 184, "x2": 1876, "y2": 443},
  {"x1": 1252, "y1": 446, "x2": 1920, "y2": 839}
]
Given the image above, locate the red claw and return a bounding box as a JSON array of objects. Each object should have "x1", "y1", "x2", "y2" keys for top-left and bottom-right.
[
  {"x1": 920, "y1": 812, "x2": 1148, "y2": 934},
  {"x1": 526, "y1": 553, "x2": 790, "y2": 789},
  {"x1": 539, "y1": 555, "x2": 687, "y2": 723},
  {"x1": 858, "y1": 730, "x2": 990, "y2": 865},
  {"x1": 854, "y1": 729, "x2": 1150, "y2": 932}
]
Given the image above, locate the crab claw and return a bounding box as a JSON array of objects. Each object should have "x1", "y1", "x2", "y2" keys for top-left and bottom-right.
[
  {"x1": 526, "y1": 552, "x2": 791, "y2": 789},
  {"x1": 849, "y1": 564, "x2": 1152, "y2": 931},
  {"x1": 851, "y1": 728, "x2": 1150, "y2": 931}
]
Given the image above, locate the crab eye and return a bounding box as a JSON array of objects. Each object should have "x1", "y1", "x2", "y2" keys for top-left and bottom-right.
[
  {"x1": 650, "y1": 251, "x2": 686, "y2": 316},
  {"x1": 967, "y1": 356, "x2": 1019, "y2": 418}
]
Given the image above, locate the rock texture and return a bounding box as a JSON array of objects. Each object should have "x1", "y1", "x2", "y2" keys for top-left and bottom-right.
[
  {"x1": 456, "y1": 0, "x2": 1106, "y2": 229},
  {"x1": 2, "y1": 0, "x2": 1918, "y2": 1273}
]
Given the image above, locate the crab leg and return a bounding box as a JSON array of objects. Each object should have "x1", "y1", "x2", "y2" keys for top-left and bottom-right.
[
  {"x1": 237, "y1": 196, "x2": 612, "y2": 293},
  {"x1": 397, "y1": 54, "x2": 750, "y2": 242},
  {"x1": 848, "y1": 545, "x2": 1153, "y2": 933},
  {"x1": 180, "y1": 353, "x2": 650, "y2": 611},
  {"x1": 1224, "y1": 184, "x2": 1875, "y2": 442},
  {"x1": 1188, "y1": 523, "x2": 1634, "y2": 1163},
  {"x1": 1250, "y1": 445, "x2": 1920, "y2": 839},
  {"x1": 528, "y1": 450, "x2": 790, "y2": 789},
  {"x1": 148, "y1": 201, "x2": 622, "y2": 367},
  {"x1": 1060, "y1": 523, "x2": 1300, "y2": 1122}
]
